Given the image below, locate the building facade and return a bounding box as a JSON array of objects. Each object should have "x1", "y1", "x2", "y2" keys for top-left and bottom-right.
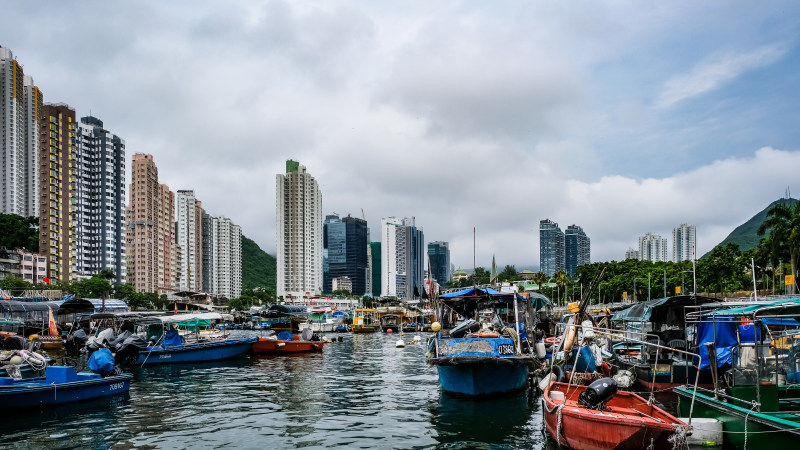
[
  {"x1": 672, "y1": 223, "x2": 696, "y2": 263},
  {"x1": 565, "y1": 225, "x2": 590, "y2": 278},
  {"x1": 369, "y1": 241, "x2": 381, "y2": 297},
  {"x1": 176, "y1": 190, "x2": 203, "y2": 292},
  {"x1": 639, "y1": 232, "x2": 668, "y2": 263},
  {"x1": 540, "y1": 219, "x2": 564, "y2": 277},
  {"x1": 427, "y1": 241, "x2": 451, "y2": 286},
  {"x1": 276, "y1": 160, "x2": 322, "y2": 299},
  {"x1": 381, "y1": 217, "x2": 424, "y2": 299},
  {"x1": 323, "y1": 214, "x2": 368, "y2": 295},
  {"x1": 38, "y1": 104, "x2": 76, "y2": 282},
  {"x1": 1, "y1": 46, "x2": 43, "y2": 217},
  {"x1": 201, "y1": 212, "x2": 242, "y2": 299},
  {"x1": 624, "y1": 247, "x2": 640, "y2": 260},
  {"x1": 126, "y1": 154, "x2": 176, "y2": 293},
  {"x1": 74, "y1": 116, "x2": 126, "y2": 283}
]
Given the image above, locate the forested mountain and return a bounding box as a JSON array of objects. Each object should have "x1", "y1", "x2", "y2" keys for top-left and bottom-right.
[{"x1": 241, "y1": 236, "x2": 276, "y2": 292}]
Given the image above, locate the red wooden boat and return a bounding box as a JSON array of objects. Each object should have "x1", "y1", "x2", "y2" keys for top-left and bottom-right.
[
  {"x1": 252, "y1": 337, "x2": 325, "y2": 354},
  {"x1": 542, "y1": 382, "x2": 686, "y2": 450}
]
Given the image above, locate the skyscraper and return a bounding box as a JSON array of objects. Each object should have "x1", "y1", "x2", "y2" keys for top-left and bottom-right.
[
  {"x1": 276, "y1": 160, "x2": 322, "y2": 299},
  {"x1": 673, "y1": 223, "x2": 696, "y2": 262},
  {"x1": 323, "y1": 214, "x2": 368, "y2": 295},
  {"x1": 428, "y1": 241, "x2": 451, "y2": 286},
  {"x1": 1, "y1": 45, "x2": 43, "y2": 217},
  {"x1": 639, "y1": 232, "x2": 668, "y2": 263},
  {"x1": 74, "y1": 116, "x2": 126, "y2": 283},
  {"x1": 565, "y1": 225, "x2": 590, "y2": 278},
  {"x1": 381, "y1": 217, "x2": 424, "y2": 299},
  {"x1": 176, "y1": 190, "x2": 203, "y2": 291},
  {"x1": 126, "y1": 154, "x2": 176, "y2": 293},
  {"x1": 201, "y1": 212, "x2": 242, "y2": 299},
  {"x1": 369, "y1": 241, "x2": 381, "y2": 297},
  {"x1": 540, "y1": 219, "x2": 564, "y2": 277},
  {"x1": 38, "y1": 104, "x2": 76, "y2": 282}
]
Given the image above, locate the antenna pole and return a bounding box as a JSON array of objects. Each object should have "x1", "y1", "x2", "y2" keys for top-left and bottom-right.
[{"x1": 473, "y1": 227, "x2": 476, "y2": 288}]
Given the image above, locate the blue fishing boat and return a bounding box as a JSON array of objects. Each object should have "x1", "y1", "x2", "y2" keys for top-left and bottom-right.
[
  {"x1": 121, "y1": 313, "x2": 256, "y2": 365},
  {"x1": 427, "y1": 287, "x2": 539, "y2": 397},
  {"x1": 0, "y1": 366, "x2": 131, "y2": 408}
]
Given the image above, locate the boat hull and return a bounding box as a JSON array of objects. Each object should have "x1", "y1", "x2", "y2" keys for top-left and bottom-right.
[
  {"x1": 136, "y1": 336, "x2": 256, "y2": 365},
  {"x1": 352, "y1": 325, "x2": 377, "y2": 333},
  {"x1": 675, "y1": 385, "x2": 800, "y2": 448},
  {"x1": 543, "y1": 382, "x2": 684, "y2": 450},
  {"x1": 252, "y1": 338, "x2": 325, "y2": 354},
  {"x1": 435, "y1": 358, "x2": 529, "y2": 396},
  {"x1": 0, "y1": 372, "x2": 131, "y2": 408}
]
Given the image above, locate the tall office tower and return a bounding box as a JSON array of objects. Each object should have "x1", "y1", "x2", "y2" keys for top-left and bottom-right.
[
  {"x1": 381, "y1": 217, "x2": 424, "y2": 299},
  {"x1": 38, "y1": 104, "x2": 76, "y2": 282},
  {"x1": 176, "y1": 190, "x2": 203, "y2": 291},
  {"x1": 201, "y1": 212, "x2": 242, "y2": 299},
  {"x1": 369, "y1": 241, "x2": 381, "y2": 297},
  {"x1": 427, "y1": 241, "x2": 451, "y2": 286},
  {"x1": 322, "y1": 214, "x2": 368, "y2": 295},
  {"x1": 624, "y1": 247, "x2": 640, "y2": 260},
  {"x1": 74, "y1": 116, "x2": 126, "y2": 283},
  {"x1": 639, "y1": 232, "x2": 668, "y2": 263},
  {"x1": 673, "y1": 223, "x2": 696, "y2": 263},
  {"x1": 565, "y1": 225, "x2": 590, "y2": 278},
  {"x1": 126, "y1": 154, "x2": 175, "y2": 293},
  {"x1": 276, "y1": 160, "x2": 322, "y2": 299},
  {"x1": 1, "y1": 46, "x2": 43, "y2": 217},
  {"x1": 540, "y1": 219, "x2": 565, "y2": 277}
]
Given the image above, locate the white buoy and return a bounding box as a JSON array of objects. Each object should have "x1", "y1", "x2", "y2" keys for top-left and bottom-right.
[
  {"x1": 412, "y1": 334, "x2": 421, "y2": 343},
  {"x1": 535, "y1": 342, "x2": 547, "y2": 359},
  {"x1": 395, "y1": 339, "x2": 406, "y2": 348}
]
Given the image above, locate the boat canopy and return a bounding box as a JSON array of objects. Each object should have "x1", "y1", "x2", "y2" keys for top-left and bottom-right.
[
  {"x1": 528, "y1": 292, "x2": 552, "y2": 311},
  {"x1": 149, "y1": 312, "x2": 223, "y2": 324},
  {"x1": 268, "y1": 304, "x2": 308, "y2": 316},
  {"x1": 698, "y1": 297, "x2": 800, "y2": 318},
  {"x1": 439, "y1": 287, "x2": 523, "y2": 316},
  {"x1": 611, "y1": 295, "x2": 716, "y2": 327},
  {"x1": 80, "y1": 298, "x2": 130, "y2": 313}
]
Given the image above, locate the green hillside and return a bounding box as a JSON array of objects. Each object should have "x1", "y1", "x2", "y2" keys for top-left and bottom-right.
[
  {"x1": 241, "y1": 236, "x2": 276, "y2": 292},
  {"x1": 704, "y1": 197, "x2": 798, "y2": 258}
]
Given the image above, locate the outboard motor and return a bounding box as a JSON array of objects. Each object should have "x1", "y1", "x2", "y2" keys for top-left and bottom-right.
[
  {"x1": 450, "y1": 319, "x2": 480, "y2": 338},
  {"x1": 65, "y1": 329, "x2": 88, "y2": 353},
  {"x1": 2, "y1": 335, "x2": 26, "y2": 351},
  {"x1": 578, "y1": 377, "x2": 618, "y2": 411},
  {"x1": 114, "y1": 335, "x2": 148, "y2": 365}
]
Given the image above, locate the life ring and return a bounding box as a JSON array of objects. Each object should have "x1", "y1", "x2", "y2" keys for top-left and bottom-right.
[{"x1": 544, "y1": 337, "x2": 561, "y2": 345}]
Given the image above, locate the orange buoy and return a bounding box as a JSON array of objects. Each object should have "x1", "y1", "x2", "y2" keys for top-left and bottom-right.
[{"x1": 387, "y1": 329, "x2": 393, "y2": 333}]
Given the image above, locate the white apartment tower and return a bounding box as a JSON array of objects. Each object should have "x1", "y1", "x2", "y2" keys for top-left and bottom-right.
[
  {"x1": 176, "y1": 190, "x2": 203, "y2": 292},
  {"x1": 1, "y1": 46, "x2": 43, "y2": 217},
  {"x1": 74, "y1": 116, "x2": 126, "y2": 283},
  {"x1": 381, "y1": 216, "x2": 424, "y2": 299},
  {"x1": 202, "y1": 212, "x2": 242, "y2": 299},
  {"x1": 276, "y1": 160, "x2": 322, "y2": 299},
  {"x1": 639, "y1": 232, "x2": 668, "y2": 263},
  {"x1": 673, "y1": 223, "x2": 696, "y2": 262}
]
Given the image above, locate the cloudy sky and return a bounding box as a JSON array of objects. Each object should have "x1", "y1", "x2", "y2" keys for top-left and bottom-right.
[{"x1": 4, "y1": 1, "x2": 800, "y2": 271}]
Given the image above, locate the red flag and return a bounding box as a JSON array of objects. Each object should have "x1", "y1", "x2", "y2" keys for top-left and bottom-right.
[{"x1": 43, "y1": 277, "x2": 51, "y2": 285}]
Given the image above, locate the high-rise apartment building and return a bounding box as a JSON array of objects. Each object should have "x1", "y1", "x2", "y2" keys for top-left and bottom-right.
[
  {"x1": 176, "y1": 190, "x2": 203, "y2": 292},
  {"x1": 565, "y1": 225, "x2": 590, "y2": 278},
  {"x1": 381, "y1": 217, "x2": 424, "y2": 299},
  {"x1": 323, "y1": 214, "x2": 368, "y2": 295},
  {"x1": 126, "y1": 154, "x2": 176, "y2": 293},
  {"x1": 540, "y1": 219, "x2": 564, "y2": 277},
  {"x1": 639, "y1": 232, "x2": 668, "y2": 263},
  {"x1": 427, "y1": 241, "x2": 451, "y2": 286},
  {"x1": 673, "y1": 223, "x2": 696, "y2": 262},
  {"x1": 201, "y1": 212, "x2": 242, "y2": 299},
  {"x1": 276, "y1": 160, "x2": 322, "y2": 299},
  {"x1": 38, "y1": 104, "x2": 76, "y2": 282},
  {"x1": 369, "y1": 241, "x2": 381, "y2": 297},
  {"x1": 1, "y1": 45, "x2": 43, "y2": 217},
  {"x1": 74, "y1": 116, "x2": 126, "y2": 283},
  {"x1": 624, "y1": 247, "x2": 640, "y2": 260}
]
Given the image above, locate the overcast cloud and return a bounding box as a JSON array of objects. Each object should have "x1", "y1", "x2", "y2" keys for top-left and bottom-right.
[{"x1": 3, "y1": 1, "x2": 800, "y2": 271}]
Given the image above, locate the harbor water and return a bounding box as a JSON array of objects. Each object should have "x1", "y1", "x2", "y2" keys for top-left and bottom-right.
[{"x1": 0, "y1": 331, "x2": 551, "y2": 449}]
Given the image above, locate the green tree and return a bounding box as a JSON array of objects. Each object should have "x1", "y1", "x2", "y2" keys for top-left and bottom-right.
[
  {"x1": 758, "y1": 200, "x2": 800, "y2": 290},
  {"x1": 0, "y1": 214, "x2": 39, "y2": 254},
  {"x1": 0, "y1": 276, "x2": 32, "y2": 292},
  {"x1": 532, "y1": 271, "x2": 548, "y2": 290},
  {"x1": 553, "y1": 270, "x2": 569, "y2": 305},
  {"x1": 498, "y1": 265, "x2": 517, "y2": 283}
]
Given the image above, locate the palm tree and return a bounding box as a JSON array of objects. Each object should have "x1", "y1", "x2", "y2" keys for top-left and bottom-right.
[
  {"x1": 758, "y1": 200, "x2": 800, "y2": 293},
  {"x1": 553, "y1": 270, "x2": 569, "y2": 305},
  {"x1": 532, "y1": 271, "x2": 548, "y2": 291}
]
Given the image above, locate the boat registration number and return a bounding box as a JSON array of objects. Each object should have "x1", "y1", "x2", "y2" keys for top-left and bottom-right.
[
  {"x1": 159, "y1": 354, "x2": 172, "y2": 359},
  {"x1": 109, "y1": 383, "x2": 125, "y2": 391},
  {"x1": 497, "y1": 344, "x2": 514, "y2": 355}
]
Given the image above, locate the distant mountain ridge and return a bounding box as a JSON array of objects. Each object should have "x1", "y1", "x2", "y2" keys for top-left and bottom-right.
[
  {"x1": 704, "y1": 197, "x2": 798, "y2": 258},
  {"x1": 241, "y1": 236, "x2": 276, "y2": 292}
]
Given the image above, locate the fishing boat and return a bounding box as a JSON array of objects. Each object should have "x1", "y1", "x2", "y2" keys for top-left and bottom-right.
[
  {"x1": 380, "y1": 314, "x2": 402, "y2": 333},
  {"x1": 352, "y1": 309, "x2": 379, "y2": 333},
  {"x1": 427, "y1": 287, "x2": 539, "y2": 397},
  {"x1": 127, "y1": 313, "x2": 256, "y2": 365},
  {"x1": 0, "y1": 365, "x2": 131, "y2": 408},
  {"x1": 252, "y1": 330, "x2": 325, "y2": 354},
  {"x1": 543, "y1": 380, "x2": 686, "y2": 449}
]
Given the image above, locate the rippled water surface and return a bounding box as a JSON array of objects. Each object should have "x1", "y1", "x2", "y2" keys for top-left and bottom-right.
[{"x1": 0, "y1": 332, "x2": 551, "y2": 449}]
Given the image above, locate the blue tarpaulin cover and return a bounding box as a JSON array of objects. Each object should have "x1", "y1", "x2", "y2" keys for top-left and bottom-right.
[
  {"x1": 162, "y1": 329, "x2": 184, "y2": 347},
  {"x1": 762, "y1": 318, "x2": 800, "y2": 327},
  {"x1": 697, "y1": 320, "x2": 738, "y2": 369},
  {"x1": 88, "y1": 348, "x2": 115, "y2": 375},
  {"x1": 739, "y1": 324, "x2": 761, "y2": 343}
]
